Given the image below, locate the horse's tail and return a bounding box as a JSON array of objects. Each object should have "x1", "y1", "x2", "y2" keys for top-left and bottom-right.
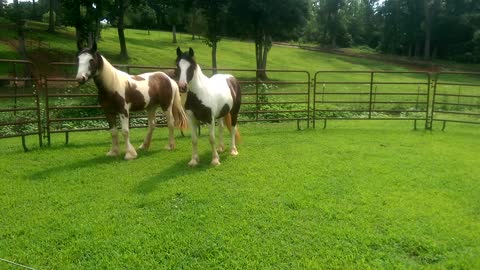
[
  {"x1": 224, "y1": 112, "x2": 241, "y2": 143},
  {"x1": 170, "y1": 80, "x2": 188, "y2": 130}
]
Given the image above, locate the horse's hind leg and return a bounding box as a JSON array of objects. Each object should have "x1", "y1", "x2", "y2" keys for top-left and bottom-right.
[
  {"x1": 230, "y1": 112, "x2": 239, "y2": 156},
  {"x1": 139, "y1": 109, "x2": 156, "y2": 150},
  {"x1": 230, "y1": 125, "x2": 239, "y2": 156},
  {"x1": 120, "y1": 114, "x2": 138, "y2": 160},
  {"x1": 217, "y1": 118, "x2": 225, "y2": 153},
  {"x1": 165, "y1": 108, "x2": 176, "y2": 150},
  {"x1": 106, "y1": 113, "x2": 120, "y2": 157}
]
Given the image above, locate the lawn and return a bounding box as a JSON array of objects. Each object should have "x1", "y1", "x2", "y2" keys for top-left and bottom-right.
[{"x1": 1, "y1": 121, "x2": 479, "y2": 269}]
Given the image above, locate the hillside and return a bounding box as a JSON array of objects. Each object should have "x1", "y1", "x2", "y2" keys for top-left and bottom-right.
[{"x1": 0, "y1": 21, "x2": 422, "y2": 77}]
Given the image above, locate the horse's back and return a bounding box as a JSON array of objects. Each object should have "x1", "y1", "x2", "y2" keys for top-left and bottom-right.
[{"x1": 128, "y1": 71, "x2": 176, "y2": 111}]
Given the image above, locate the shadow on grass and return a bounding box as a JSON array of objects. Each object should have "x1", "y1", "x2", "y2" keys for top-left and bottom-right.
[
  {"x1": 135, "y1": 152, "x2": 213, "y2": 195},
  {"x1": 29, "y1": 154, "x2": 124, "y2": 180}
]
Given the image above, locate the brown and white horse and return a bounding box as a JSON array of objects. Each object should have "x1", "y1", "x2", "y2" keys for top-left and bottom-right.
[
  {"x1": 175, "y1": 47, "x2": 241, "y2": 166},
  {"x1": 75, "y1": 42, "x2": 188, "y2": 160}
]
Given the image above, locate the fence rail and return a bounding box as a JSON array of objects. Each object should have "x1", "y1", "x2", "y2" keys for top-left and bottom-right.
[
  {"x1": 0, "y1": 59, "x2": 42, "y2": 151},
  {"x1": 431, "y1": 72, "x2": 480, "y2": 130},
  {"x1": 0, "y1": 60, "x2": 479, "y2": 150}
]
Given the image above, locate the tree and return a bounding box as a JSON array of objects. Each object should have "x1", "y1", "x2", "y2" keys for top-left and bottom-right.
[
  {"x1": 195, "y1": 0, "x2": 230, "y2": 73},
  {"x1": 48, "y1": 0, "x2": 55, "y2": 32},
  {"x1": 185, "y1": 6, "x2": 206, "y2": 40},
  {"x1": 165, "y1": 1, "x2": 185, "y2": 43},
  {"x1": 230, "y1": 0, "x2": 309, "y2": 80},
  {"x1": 61, "y1": 0, "x2": 104, "y2": 47},
  {"x1": 114, "y1": 0, "x2": 129, "y2": 60},
  {"x1": 13, "y1": 0, "x2": 27, "y2": 60}
]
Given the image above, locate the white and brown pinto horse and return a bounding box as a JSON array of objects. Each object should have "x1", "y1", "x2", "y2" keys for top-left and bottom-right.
[
  {"x1": 75, "y1": 42, "x2": 188, "y2": 160},
  {"x1": 175, "y1": 47, "x2": 241, "y2": 166}
]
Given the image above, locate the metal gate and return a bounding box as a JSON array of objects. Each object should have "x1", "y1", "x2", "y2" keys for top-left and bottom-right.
[
  {"x1": 313, "y1": 71, "x2": 431, "y2": 129},
  {"x1": 431, "y1": 72, "x2": 480, "y2": 130},
  {"x1": 0, "y1": 59, "x2": 42, "y2": 151}
]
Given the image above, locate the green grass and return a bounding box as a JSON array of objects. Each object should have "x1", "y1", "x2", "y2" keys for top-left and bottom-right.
[{"x1": 1, "y1": 121, "x2": 479, "y2": 269}]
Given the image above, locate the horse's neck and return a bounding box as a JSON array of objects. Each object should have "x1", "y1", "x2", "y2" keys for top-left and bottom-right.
[
  {"x1": 95, "y1": 56, "x2": 127, "y2": 93},
  {"x1": 190, "y1": 65, "x2": 210, "y2": 94}
]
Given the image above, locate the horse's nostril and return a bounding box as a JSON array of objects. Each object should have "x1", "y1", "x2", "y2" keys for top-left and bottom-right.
[{"x1": 77, "y1": 76, "x2": 86, "y2": 84}]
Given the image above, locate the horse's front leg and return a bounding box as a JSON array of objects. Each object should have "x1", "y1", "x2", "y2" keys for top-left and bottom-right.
[
  {"x1": 139, "y1": 109, "x2": 156, "y2": 150},
  {"x1": 187, "y1": 110, "x2": 199, "y2": 167},
  {"x1": 120, "y1": 113, "x2": 137, "y2": 160},
  {"x1": 106, "y1": 113, "x2": 120, "y2": 157},
  {"x1": 217, "y1": 118, "x2": 225, "y2": 153},
  {"x1": 209, "y1": 118, "x2": 220, "y2": 166}
]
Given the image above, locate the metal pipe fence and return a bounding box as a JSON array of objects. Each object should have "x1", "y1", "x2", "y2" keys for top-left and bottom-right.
[
  {"x1": 313, "y1": 71, "x2": 431, "y2": 129},
  {"x1": 431, "y1": 72, "x2": 480, "y2": 130},
  {"x1": 0, "y1": 59, "x2": 42, "y2": 151},
  {"x1": 1, "y1": 59, "x2": 479, "y2": 150}
]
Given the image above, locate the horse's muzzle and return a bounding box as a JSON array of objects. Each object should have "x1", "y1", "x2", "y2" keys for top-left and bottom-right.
[
  {"x1": 178, "y1": 81, "x2": 188, "y2": 93},
  {"x1": 76, "y1": 76, "x2": 86, "y2": 85}
]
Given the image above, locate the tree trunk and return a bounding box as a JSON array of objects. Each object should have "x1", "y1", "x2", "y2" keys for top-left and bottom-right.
[
  {"x1": 74, "y1": 0, "x2": 86, "y2": 47},
  {"x1": 32, "y1": 0, "x2": 36, "y2": 20},
  {"x1": 255, "y1": 33, "x2": 271, "y2": 80},
  {"x1": 48, "y1": 0, "x2": 55, "y2": 32},
  {"x1": 14, "y1": 0, "x2": 30, "y2": 83},
  {"x1": 14, "y1": 0, "x2": 27, "y2": 60},
  {"x1": 212, "y1": 41, "x2": 217, "y2": 74},
  {"x1": 172, "y1": 25, "x2": 177, "y2": 43},
  {"x1": 414, "y1": 40, "x2": 421, "y2": 58},
  {"x1": 423, "y1": 0, "x2": 431, "y2": 60},
  {"x1": 117, "y1": 0, "x2": 128, "y2": 60}
]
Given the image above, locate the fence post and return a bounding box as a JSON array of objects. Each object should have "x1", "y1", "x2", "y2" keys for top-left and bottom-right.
[
  {"x1": 425, "y1": 73, "x2": 432, "y2": 130},
  {"x1": 368, "y1": 72, "x2": 374, "y2": 119},
  {"x1": 307, "y1": 71, "x2": 311, "y2": 128},
  {"x1": 312, "y1": 73, "x2": 317, "y2": 129},
  {"x1": 429, "y1": 73, "x2": 439, "y2": 130},
  {"x1": 255, "y1": 72, "x2": 259, "y2": 121}
]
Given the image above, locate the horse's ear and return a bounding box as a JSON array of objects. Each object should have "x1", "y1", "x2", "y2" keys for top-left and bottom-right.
[
  {"x1": 176, "y1": 47, "x2": 183, "y2": 57},
  {"x1": 189, "y1": 47, "x2": 194, "y2": 57},
  {"x1": 76, "y1": 40, "x2": 83, "y2": 51},
  {"x1": 91, "y1": 40, "x2": 97, "y2": 52}
]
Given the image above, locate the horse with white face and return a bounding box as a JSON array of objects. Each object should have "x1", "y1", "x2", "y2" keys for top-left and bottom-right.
[
  {"x1": 75, "y1": 42, "x2": 188, "y2": 160},
  {"x1": 175, "y1": 47, "x2": 241, "y2": 166}
]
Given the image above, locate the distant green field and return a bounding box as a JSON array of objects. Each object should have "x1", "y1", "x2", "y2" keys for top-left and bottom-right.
[{"x1": 1, "y1": 121, "x2": 480, "y2": 269}]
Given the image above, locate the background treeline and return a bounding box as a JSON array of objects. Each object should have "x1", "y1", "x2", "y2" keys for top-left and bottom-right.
[{"x1": 1, "y1": 0, "x2": 480, "y2": 65}]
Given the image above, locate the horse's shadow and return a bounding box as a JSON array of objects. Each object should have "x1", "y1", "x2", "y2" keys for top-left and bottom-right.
[
  {"x1": 135, "y1": 152, "x2": 213, "y2": 195},
  {"x1": 29, "y1": 154, "x2": 126, "y2": 180}
]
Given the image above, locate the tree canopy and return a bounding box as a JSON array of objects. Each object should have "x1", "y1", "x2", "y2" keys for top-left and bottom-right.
[{"x1": 3, "y1": 0, "x2": 480, "y2": 65}]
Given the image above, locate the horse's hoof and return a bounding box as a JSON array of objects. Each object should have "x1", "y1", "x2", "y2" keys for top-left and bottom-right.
[
  {"x1": 139, "y1": 143, "x2": 149, "y2": 150},
  {"x1": 188, "y1": 159, "x2": 198, "y2": 167},
  {"x1": 124, "y1": 151, "x2": 138, "y2": 160},
  {"x1": 211, "y1": 159, "x2": 221, "y2": 166},
  {"x1": 217, "y1": 144, "x2": 225, "y2": 153},
  {"x1": 106, "y1": 150, "x2": 120, "y2": 157},
  {"x1": 165, "y1": 143, "x2": 176, "y2": 151},
  {"x1": 230, "y1": 148, "x2": 239, "y2": 156}
]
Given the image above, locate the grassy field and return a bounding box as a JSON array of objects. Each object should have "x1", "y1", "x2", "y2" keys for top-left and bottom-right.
[
  {"x1": 0, "y1": 22, "x2": 479, "y2": 269},
  {"x1": 1, "y1": 121, "x2": 480, "y2": 269}
]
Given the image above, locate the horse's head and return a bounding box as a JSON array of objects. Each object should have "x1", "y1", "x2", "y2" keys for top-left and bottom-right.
[
  {"x1": 75, "y1": 41, "x2": 102, "y2": 85},
  {"x1": 175, "y1": 47, "x2": 197, "y2": 93}
]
